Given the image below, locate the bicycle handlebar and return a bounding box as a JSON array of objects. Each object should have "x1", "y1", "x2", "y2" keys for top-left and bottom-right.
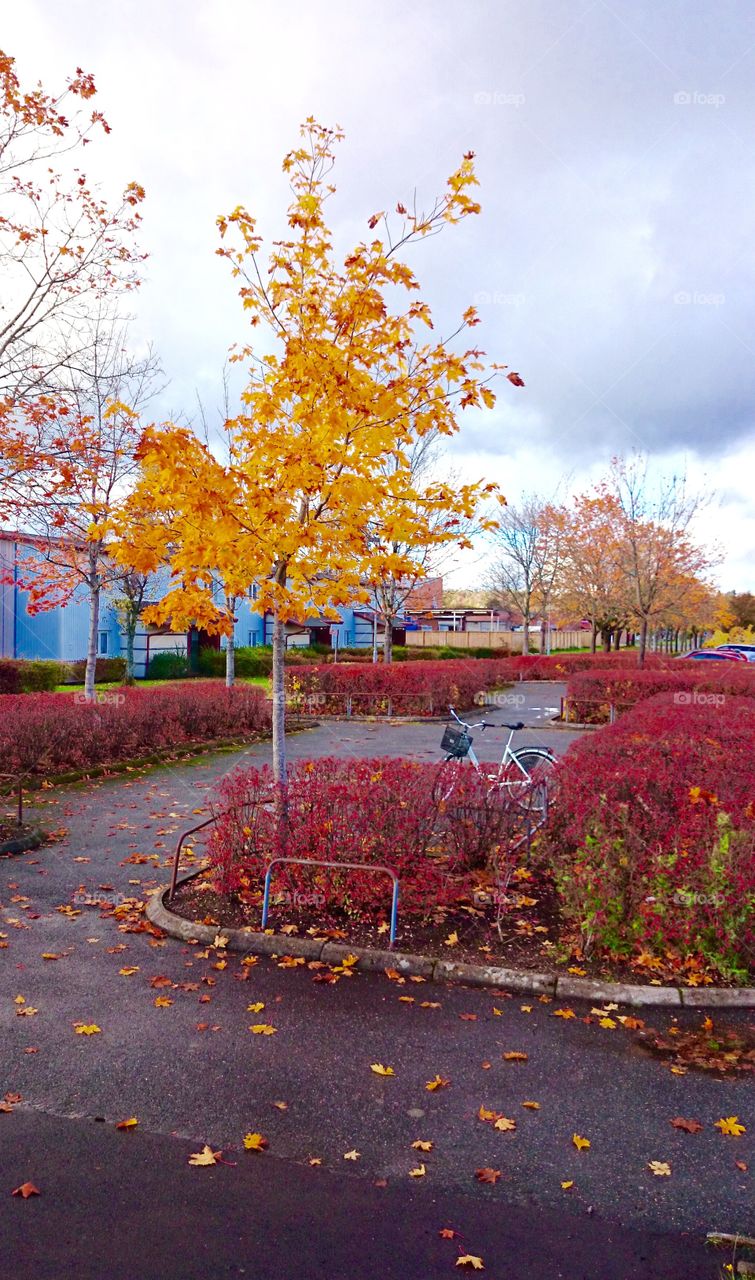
[{"x1": 447, "y1": 706, "x2": 525, "y2": 732}]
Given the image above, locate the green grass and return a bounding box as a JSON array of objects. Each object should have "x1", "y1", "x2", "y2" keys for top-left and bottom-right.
[{"x1": 53, "y1": 675, "x2": 272, "y2": 694}]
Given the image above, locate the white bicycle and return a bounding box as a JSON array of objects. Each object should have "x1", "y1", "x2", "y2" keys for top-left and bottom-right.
[{"x1": 434, "y1": 706, "x2": 558, "y2": 813}]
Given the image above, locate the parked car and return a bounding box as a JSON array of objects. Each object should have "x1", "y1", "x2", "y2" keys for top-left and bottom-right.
[
  {"x1": 716, "y1": 644, "x2": 755, "y2": 662},
  {"x1": 677, "y1": 647, "x2": 749, "y2": 662}
]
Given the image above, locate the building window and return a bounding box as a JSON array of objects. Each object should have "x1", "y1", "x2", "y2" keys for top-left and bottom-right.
[{"x1": 98, "y1": 632, "x2": 109, "y2": 655}]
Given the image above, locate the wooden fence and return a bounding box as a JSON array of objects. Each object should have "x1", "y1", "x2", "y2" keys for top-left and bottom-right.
[{"x1": 404, "y1": 629, "x2": 592, "y2": 653}]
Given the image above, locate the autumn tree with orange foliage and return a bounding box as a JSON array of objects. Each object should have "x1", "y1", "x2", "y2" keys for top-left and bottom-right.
[
  {"x1": 113, "y1": 120, "x2": 519, "y2": 787},
  {"x1": 0, "y1": 48, "x2": 145, "y2": 400}
]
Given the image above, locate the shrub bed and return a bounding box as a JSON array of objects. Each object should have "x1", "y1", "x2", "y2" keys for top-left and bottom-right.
[
  {"x1": 564, "y1": 665, "x2": 755, "y2": 723},
  {"x1": 541, "y1": 692, "x2": 755, "y2": 982},
  {"x1": 207, "y1": 757, "x2": 519, "y2": 912},
  {"x1": 286, "y1": 659, "x2": 496, "y2": 716},
  {"x1": 0, "y1": 682, "x2": 272, "y2": 781}
]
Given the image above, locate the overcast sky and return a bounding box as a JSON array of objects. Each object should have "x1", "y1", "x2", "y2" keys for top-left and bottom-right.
[{"x1": 5, "y1": 0, "x2": 755, "y2": 590}]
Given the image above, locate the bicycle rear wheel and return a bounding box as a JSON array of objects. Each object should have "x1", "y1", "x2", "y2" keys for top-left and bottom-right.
[
  {"x1": 505, "y1": 748, "x2": 558, "y2": 814},
  {"x1": 432, "y1": 756, "x2": 466, "y2": 805}
]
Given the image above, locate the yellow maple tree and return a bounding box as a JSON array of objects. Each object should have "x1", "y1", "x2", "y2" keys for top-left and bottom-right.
[{"x1": 114, "y1": 120, "x2": 518, "y2": 785}]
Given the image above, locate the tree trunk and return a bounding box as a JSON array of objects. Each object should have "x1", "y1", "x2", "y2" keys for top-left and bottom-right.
[
  {"x1": 521, "y1": 606, "x2": 530, "y2": 656},
  {"x1": 125, "y1": 617, "x2": 136, "y2": 682},
  {"x1": 271, "y1": 609, "x2": 286, "y2": 786},
  {"x1": 225, "y1": 632, "x2": 236, "y2": 688},
  {"x1": 383, "y1": 619, "x2": 393, "y2": 664},
  {"x1": 638, "y1": 617, "x2": 648, "y2": 667},
  {"x1": 85, "y1": 577, "x2": 100, "y2": 702},
  {"x1": 590, "y1": 621, "x2": 597, "y2": 654}
]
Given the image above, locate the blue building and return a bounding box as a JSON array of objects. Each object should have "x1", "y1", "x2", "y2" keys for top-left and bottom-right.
[{"x1": 0, "y1": 533, "x2": 398, "y2": 676}]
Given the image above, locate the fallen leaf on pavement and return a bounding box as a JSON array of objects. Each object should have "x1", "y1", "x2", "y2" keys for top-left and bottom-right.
[
  {"x1": 116, "y1": 1118, "x2": 138, "y2": 1130},
  {"x1": 426, "y1": 1075, "x2": 450, "y2": 1091},
  {"x1": 456, "y1": 1255, "x2": 484, "y2": 1270},
  {"x1": 73, "y1": 1023, "x2": 101, "y2": 1035},
  {"x1": 715, "y1": 1117, "x2": 746, "y2": 1137},
  {"x1": 243, "y1": 1133, "x2": 269, "y2": 1152},
  {"x1": 409, "y1": 1163, "x2": 426, "y2": 1177},
  {"x1": 249, "y1": 1024, "x2": 277, "y2": 1035},
  {"x1": 188, "y1": 1145, "x2": 222, "y2": 1166},
  {"x1": 572, "y1": 1134, "x2": 590, "y2": 1152},
  {"x1": 12, "y1": 1182, "x2": 40, "y2": 1198},
  {"x1": 475, "y1": 1167, "x2": 501, "y2": 1184},
  {"x1": 343, "y1": 1149, "x2": 360, "y2": 1161},
  {"x1": 648, "y1": 1161, "x2": 672, "y2": 1176},
  {"x1": 669, "y1": 1117, "x2": 703, "y2": 1134},
  {"x1": 502, "y1": 1052, "x2": 528, "y2": 1062},
  {"x1": 561, "y1": 1180, "x2": 574, "y2": 1190},
  {"x1": 370, "y1": 1063, "x2": 395, "y2": 1077},
  {"x1": 411, "y1": 1140, "x2": 433, "y2": 1152}
]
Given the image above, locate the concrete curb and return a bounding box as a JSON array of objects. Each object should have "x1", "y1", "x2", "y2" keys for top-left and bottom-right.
[
  {"x1": 146, "y1": 887, "x2": 755, "y2": 1008},
  {"x1": 0, "y1": 826, "x2": 45, "y2": 857}
]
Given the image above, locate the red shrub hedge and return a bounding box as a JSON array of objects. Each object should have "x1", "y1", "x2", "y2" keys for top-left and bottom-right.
[
  {"x1": 564, "y1": 666, "x2": 755, "y2": 723},
  {"x1": 207, "y1": 757, "x2": 521, "y2": 912},
  {"x1": 0, "y1": 682, "x2": 272, "y2": 780},
  {"x1": 286, "y1": 659, "x2": 495, "y2": 716},
  {"x1": 541, "y1": 692, "x2": 755, "y2": 980}
]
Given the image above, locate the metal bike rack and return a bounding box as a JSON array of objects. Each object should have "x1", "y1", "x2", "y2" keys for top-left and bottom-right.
[{"x1": 261, "y1": 856, "x2": 400, "y2": 947}]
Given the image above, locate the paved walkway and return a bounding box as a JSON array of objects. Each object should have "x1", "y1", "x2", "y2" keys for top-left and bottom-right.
[{"x1": 0, "y1": 684, "x2": 750, "y2": 1279}]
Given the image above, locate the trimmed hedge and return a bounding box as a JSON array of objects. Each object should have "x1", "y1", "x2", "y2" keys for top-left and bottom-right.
[
  {"x1": 541, "y1": 692, "x2": 755, "y2": 981},
  {"x1": 63, "y1": 657, "x2": 128, "y2": 685},
  {"x1": 0, "y1": 682, "x2": 272, "y2": 780},
  {"x1": 197, "y1": 646, "x2": 274, "y2": 679},
  {"x1": 564, "y1": 665, "x2": 755, "y2": 723},
  {"x1": 0, "y1": 659, "x2": 64, "y2": 694},
  {"x1": 286, "y1": 659, "x2": 496, "y2": 716}
]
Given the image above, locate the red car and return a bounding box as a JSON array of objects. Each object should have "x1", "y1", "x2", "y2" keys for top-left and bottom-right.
[{"x1": 678, "y1": 648, "x2": 749, "y2": 662}]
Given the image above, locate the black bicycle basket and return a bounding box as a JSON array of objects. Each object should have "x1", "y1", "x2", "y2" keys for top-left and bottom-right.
[{"x1": 440, "y1": 723, "x2": 472, "y2": 758}]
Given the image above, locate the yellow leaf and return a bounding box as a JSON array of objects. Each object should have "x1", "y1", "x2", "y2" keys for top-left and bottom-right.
[
  {"x1": 243, "y1": 1132, "x2": 269, "y2": 1152},
  {"x1": 409, "y1": 1163, "x2": 426, "y2": 1177},
  {"x1": 522, "y1": 1101, "x2": 540, "y2": 1110},
  {"x1": 425, "y1": 1075, "x2": 450, "y2": 1091},
  {"x1": 648, "y1": 1161, "x2": 671, "y2": 1176},
  {"x1": 119, "y1": 967, "x2": 139, "y2": 976},
  {"x1": 572, "y1": 1133, "x2": 591, "y2": 1151},
  {"x1": 116, "y1": 1117, "x2": 138, "y2": 1130},
  {"x1": 456, "y1": 1255, "x2": 485, "y2": 1270},
  {"x1": 493, "y1": 1116, "x2": 516, "y2": 1132},
  {"x1": 74, "y1": 1023, "x2": 101, "y2": 1035},
  {"x1": 561, "y1": 1180, "x2": 574, "y2": 1190},
  {"x1": 502, "y1": 1051, "x2": 528, "y2": 1062},
  {"x1": 188, "y1": 1144, "x2": 221, "y2": 1166},
  {"x1": 154, "y1": 996, "x2": 173, "y2": 1007},
  {"x1": 370, "y1": 1063, "x2": 395, "y2": 1077},
  {"x1": 492, "y1": 1008, "x2": 504, "y2": 1017},
  {"x1": 247, "y1": 1002, "x2": 265, "y2": 1013},
  {"x1": 444, "y1": 931, "x2": 459, "y2": 946},
  {"x1": 553, "y1": 1009, "x2": 576, "y2": 1019},
  {"x1": 715, "y1": 1116, "x2": 746, "y2": 1137},
  {"x1": 250, "y1": 1024, "x2": 277, "y2": 1035},
  {"x1": 343, "y1": 1149, "x2": 360, "y2": 1160},
  {"x1": 411, "y1": 1140, "x2": 433, "y2": 1152}
]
